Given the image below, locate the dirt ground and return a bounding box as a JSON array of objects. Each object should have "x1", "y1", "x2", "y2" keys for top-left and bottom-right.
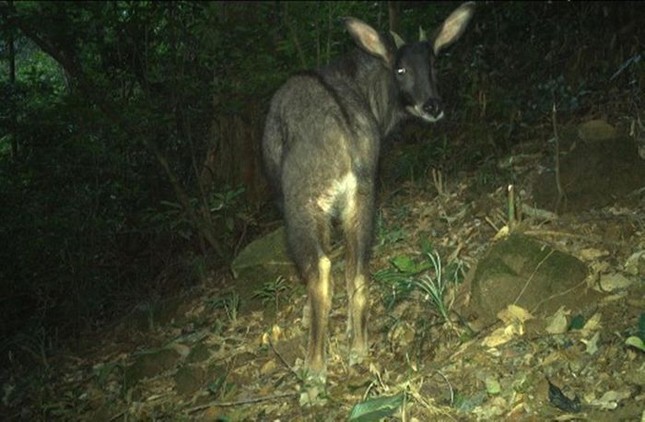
[{"x1": 3, "y1": 122, "x2": 644, "y2": 420}]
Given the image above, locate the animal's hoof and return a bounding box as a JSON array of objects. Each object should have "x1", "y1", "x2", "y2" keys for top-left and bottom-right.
[
  {"x1": 299, "y1": 371, "x2": 327, "y2": 406},
  {"x1": 349, "y1": 347, "x2": 368, "y2": 366}
]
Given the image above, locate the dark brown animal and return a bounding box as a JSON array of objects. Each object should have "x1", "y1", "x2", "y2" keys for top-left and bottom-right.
[{"x1": 262, "y1": 3, "x2": 475, "y2": 387}]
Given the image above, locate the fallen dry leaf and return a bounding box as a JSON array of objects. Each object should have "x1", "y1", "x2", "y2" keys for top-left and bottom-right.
[
  {"x1": 580, "y1": 312, "x2": 602, "y2": 336},
  {"x1": 545, "y1": 306, "x2": 570, "y2": 334},
  {"x1": 497, "y1": 304, "x2": 534, "y2": 325},
  {"x1": 598, "y1": 273, "x2": 633, "y2": 292},
  {"x1": 581, "y1": 331, "x2": 600, "y2": 355}
]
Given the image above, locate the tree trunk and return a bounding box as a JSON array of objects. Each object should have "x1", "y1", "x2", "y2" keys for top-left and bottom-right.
[
  {"x1": 388, "y1": 1, "x2": 401, "y2": 34},
  {"x1": 7, "y1": 0, "x2": 18, "y2": 159}
]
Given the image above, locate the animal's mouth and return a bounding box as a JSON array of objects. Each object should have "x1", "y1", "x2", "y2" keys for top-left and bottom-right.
[{"x1": 406, "y1": 104, "x2": 444, "y2": 123}]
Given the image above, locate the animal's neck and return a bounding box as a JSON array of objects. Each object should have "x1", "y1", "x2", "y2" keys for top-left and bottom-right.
[
  {"x1": 350, "y1": 50, "x2": 404, "y2": 136},
  {"x1": 316, "y1": 49, "x2": 404, "y2": 137}
]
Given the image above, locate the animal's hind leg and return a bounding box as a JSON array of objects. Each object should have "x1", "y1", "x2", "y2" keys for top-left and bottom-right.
[
  {"x1": 285, "y1": 206, "x2": 332, "y2": 380},
  {"x1": 343, "y1": 188, "x2": 373, "y2": 366}
]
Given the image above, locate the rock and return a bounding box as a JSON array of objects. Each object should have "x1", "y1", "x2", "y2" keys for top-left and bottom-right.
[
  {"x1": 187, "y1": 342, "x2": 211, "y2": 363},
  {"x1": 125, "y1": 348, "x2": 182, "y2": 389},
  {"x1": 469, "y1": 234, "x2": 595, "y2": 323},
  {"x1": 577, "y1": 119, "x2": 618, "y2": 143},
  {"x1": 231, "y1": 226, "x2": 297, "y2": 283},
  {"x1": 532, "y1": 128, "x2": 645, "y2": 213},
  {"x1": 174, "y1": 365, "x2": 206, "y2": 396}
]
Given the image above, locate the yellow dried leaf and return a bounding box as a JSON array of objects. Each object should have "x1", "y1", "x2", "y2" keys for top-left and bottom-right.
[
  {"x1": 545, "y1": 306, "x2": 570, "y2": 334},
  {"x1": 271, "y1": 324, "x2": 283, "y2": 343},
  {"x1": 581, "y1": 332, "x2": 600, "y2": 355},
  {"x1": 497, "y1": 304, "x2": 533, "y2": 325},
  {"x1": 260, "y1": 359, "x2": 277, "y2": 375},
  {"x1": 599, "y1": 273, "x2": 633, "y2": 292},
  {"x1": 483, "y1": 326, "x2": 514, "y2": 347},
  {"x1": 493, "y1": 226, "x2": 510, "y2": 241},
  {"x1": 581, "y1": 312, "x2": 602, "y2": 335},
  {"x1": 260, "y1": 332, "x2": 270, "y2": 346},
  {"x1": 579, "y1": 248, "x2": 607, "y2": 261}
]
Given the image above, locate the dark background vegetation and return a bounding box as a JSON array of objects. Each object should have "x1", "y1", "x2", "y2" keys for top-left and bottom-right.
[{"x1": 0, "y1": 1, "x2": 642, "y2": 369}]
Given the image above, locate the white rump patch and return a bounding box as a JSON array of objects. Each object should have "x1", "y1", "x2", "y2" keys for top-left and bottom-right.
[{"x1": 316, "y1": 172, "x2": 358, "y2": 216}]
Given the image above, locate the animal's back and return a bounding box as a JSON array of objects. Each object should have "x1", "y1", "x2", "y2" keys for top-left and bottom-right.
[{"x1": 262, "y1": 64, "x2": 381, "y2": 202}]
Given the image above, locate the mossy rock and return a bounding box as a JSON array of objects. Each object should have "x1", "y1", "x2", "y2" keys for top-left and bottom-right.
[
  {"x1": 125, "y1": 348, "x2": 182, "y2": 389},
  {"x1": 469, "y1": 234, "x2": 597, "y2": 323}
]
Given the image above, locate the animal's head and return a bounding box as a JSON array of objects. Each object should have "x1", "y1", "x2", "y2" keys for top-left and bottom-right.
[{"x1": 344, "y1": 2, "x2": 475, "y2": 123}]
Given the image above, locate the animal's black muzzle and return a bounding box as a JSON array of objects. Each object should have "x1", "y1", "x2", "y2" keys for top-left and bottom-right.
[{"x1": 423, "y1": 97, "x2": 443, "y2": 119}]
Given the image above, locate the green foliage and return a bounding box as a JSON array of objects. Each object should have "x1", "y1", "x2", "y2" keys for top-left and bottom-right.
[
  {"x1": 376, "y1": 208, "x2": 410, "y2": 248},
  {"x1": 374, "y1": 260, "x2": 417, "y2": 311},
  {"x1": 208, "y1": 186, "x2": 247, "y2": 234},
  {"x1": 535, "y1": 75, "x2": 592, "y2": 114},
  {"x1": 624, "y1": 313, "x2": 645, "y2": 352},
  {"x1": 376, "y1": 238, "x2": 465, "y2": 324},
  {"x1": 144, "y1": 185, "x2": 245, "y2": 243},
  {"x1": 207, "y1": 373, "x2": 231, "y2": 399},
  {"x1": 375, "y1": 242, "x2": 435, "y2": 311},
  {"x1": 348, "y1": 392, "x2": 405, "y2": 421},
  {"x1": 386, "y1": 137, "x2": 454, "y2": 183},
  {"x1": 207, "y1": 293, "x2": 240, "y2": 323},
  {"x1": 253, "y1": 276, "x2": 289, "y2": 315},
  {"x1": 569, "y1": 314, "x2": 586, "y2": 331},
  {"x1": 413, "y1": 252, "x2": 450, "y2": 322},
  {"x1": 377, "y1": 225, "x2": 407, "y2": 247},
  {"x1": 0, "y1": 1, "x2": 271, "y2": 364}
]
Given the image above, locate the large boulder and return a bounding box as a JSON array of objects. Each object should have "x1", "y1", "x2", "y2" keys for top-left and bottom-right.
[{"x1": 468, "y1": 234, "x2": 597, "y2": 323}]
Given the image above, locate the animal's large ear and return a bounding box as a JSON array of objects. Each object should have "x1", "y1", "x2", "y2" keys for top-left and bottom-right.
[
  {"x1": 433, "y1": 2, "x2": 475, "y2": 55},
  {"x1": 344, "y1": 17, "x2": 394, "y2": 65}
]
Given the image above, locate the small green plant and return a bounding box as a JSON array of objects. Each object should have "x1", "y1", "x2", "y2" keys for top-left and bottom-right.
[
  {"x1": 376, "y1": 270, "x2": 415, "y2": 311},
  {"x1": 375, "y1": 254, "x2": 429, "y2": 310},
  {"x1": 141, "y1": 301, "x2": 156, "y2": 331},
  {"x1": 207, "y1": 373, "x2": 232, "y2": 399},
  {"x1": 207, "y1": 185, "x2": 246, "y2": 233},
  {"x1": 377, "y1": 238, "x2": 466, "y2": 324},
  {"x1": 625, "y1": 312, "x2": 645, "y2": 352},
  {"x1": 378, "y1": 226, "x2": 407, "y2": 247},
  {"x1": 142, "y1": 185, "x2": 247, "y2": 252},
  {"x1": 15, "y1": 327, "x2": 53, "y2": 370},
  {"x1": 445, "y1": 258, "x2": 467, "y2": 285},
  {"x1": 207, "y1": 293, "x2": 240, "y2": 322},
  {"x1": 375, "y1": 210, "x2": 408, "y2": 248},
  {"x1": 253, "y1": 276, "x2": 289, "y2": 314},
  {"x1": 375, "y1": 237, "x2": 441, "y2": 309},
  {"x1": 349, "y1": 392, "x2": 405, "y2": 421},
  {"x1": 413, "y1": 251, "x2": 451, "y2": 323}
]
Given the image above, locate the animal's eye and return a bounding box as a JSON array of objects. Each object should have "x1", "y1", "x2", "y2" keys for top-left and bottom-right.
[{"x1": 396, "y1": 67, "x2": 406, "y2": 76}]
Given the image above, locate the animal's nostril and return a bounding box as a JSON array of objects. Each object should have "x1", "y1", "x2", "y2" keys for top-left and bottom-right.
[{"x1": 423, "y1": 98, "x2": 442, "y2": 116}]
